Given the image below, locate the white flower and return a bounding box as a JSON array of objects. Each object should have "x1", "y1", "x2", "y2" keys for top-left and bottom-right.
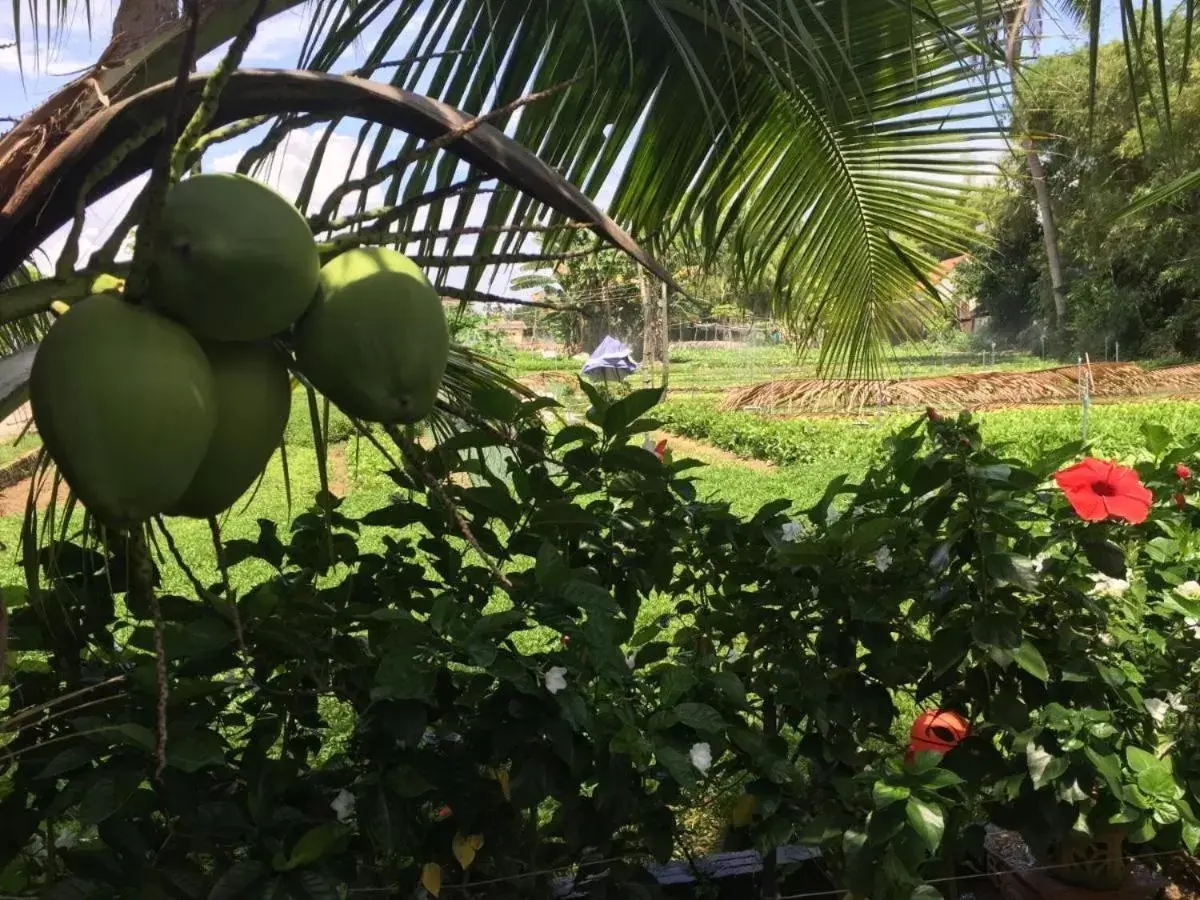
[
  {"x1": 1034, "y1": 554, "x2": 1050, "y2": 574},
  {"x1": 1145, "y1": 698, "x2": 1169, "y2": 724},
  {"x1": 625, "y1": 653, "x2": 637, "y2": 670},
  {"x1": 1098, "y1": 632, "x2": 1114, "y2": 646},
  {"x1": 1089, "y1": 573, "x2": 1130, "y2": 597},
  {"x1": 1186, "y1": 617, "x2": 1200, "y2": 639},
  {"x1": 689, "y1": 742, "x2": 713, "y2": 774},
  {"x1": 780, "y1": 521, "x2": 804, "y2": 542},
  {"x1": 331, "y1": 789, "x2": 356, "y2": 823},
  {"x1": 54, "y1": 830, "x2": 77, "y2": 850},
  {"x1": 1178, "y1": 580, "x2": 1200, "y2": 599},
  {"x1": 874, "y1": 546, "x2": 893, "y2": 573},
  {"x1": 544, "y1": 666, "x2": 568, "y2": 694},
  {"x1": 1168, "y1": 692, "x2": 1188, "y2": 713}
]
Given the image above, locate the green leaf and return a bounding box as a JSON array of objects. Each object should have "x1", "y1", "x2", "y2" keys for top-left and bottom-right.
[
  {"x1": 208, "y1": 861, "x2": 269, "y2": 900},
  {"x1": 658, "y1": 665, "x2": 698, "y2": 706},
  {"x1": 1013, "y1": 641, "x2": 1050, "y2": 683},
  {"x1": 167, "y1": 729, "x2": 225, "y2": 773},
  {"x1": 1142, "y1": 422, "x2": 1173, "y2": 456},
  {"x1": 1028, "y1": 744, "x2": 1068, "y2": 790},
  {"x1": 1082, "y1": 540, "x2": 1126, "y2": 579},
  {"x1": 1136, "y1": 765, "x2": 1179, "y2": 801},
  {"x1": 604, "y1": 388, "x2": 664, "y2": 436},
  {"x1": 78, "y1": 771, "x2": 139, "y2": 826},
  {"x1": 1126, "y1": 746, "x2": 1158, "y2": 773},
  {"x1": 37, "y1": 745, "x2": 95, "y2": 779},
  {"x1": 529, "y1": 501, "x2": 597, "y2": 528},
  {"x1": 387, "y1": 765, "x2": 434, "y2": 798},
  {"x1": 905, "y1": 796, "x2": 945, "y2": 852},
  {"x1": 283, "y1": 823, "x2": 349, "y2": 870},
  {"x1": 910, "y1": 886, "x2": 944, "y2": 900},
  {"x1": 872, "y1": 781, "x2": 911, "y2": 809},
  {"x1": 655, "y1": 744, "x2": 698, "y2": 789},
  {"x1": 674, "y1": 702, "x2": 725, "y2": 733},
  {"x1": 1183, "y1": 821, "x2": 1200, "y2": 852}
]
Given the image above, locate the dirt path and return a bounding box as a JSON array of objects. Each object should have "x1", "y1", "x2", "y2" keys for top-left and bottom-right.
[{"x1": 654, "y1": 430, "x2": 775, "y2": 472}]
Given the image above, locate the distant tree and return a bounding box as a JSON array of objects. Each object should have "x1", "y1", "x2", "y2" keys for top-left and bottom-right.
[{"x1": 972, "y1": 19, "x2": 1200, "y2": 358}]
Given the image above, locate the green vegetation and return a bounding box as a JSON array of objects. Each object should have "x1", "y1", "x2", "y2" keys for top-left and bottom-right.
[
  {"x1": 659, "y1": 398, "x2": 1200, "y2": 505},
  {"x1": 964, "y1": 17, "x2": 1200, "y2": 358}
]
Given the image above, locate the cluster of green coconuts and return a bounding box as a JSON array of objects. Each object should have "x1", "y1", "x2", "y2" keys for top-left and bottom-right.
[{"x1": 30, "y1": 173, "x2": 450, "y2": 528}]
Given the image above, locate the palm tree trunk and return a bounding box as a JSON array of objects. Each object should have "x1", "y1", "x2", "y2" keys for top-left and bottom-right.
[
  {"x1": 640, "y1": 267, "x2": 658, "y2": 382},
  {"x1": 1007, "y1": 1, "x2": 1069, "y2": 327},
  {"x1": 659, "y1": 280, "x2": 670, "y2": 391},
  {"x1": 112, "y1": 0, "x2": 180, "y2": 54}
]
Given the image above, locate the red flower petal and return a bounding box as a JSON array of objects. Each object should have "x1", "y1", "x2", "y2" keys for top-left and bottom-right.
[
  {"x1": 1178, "y1": 463, "x2": 1193, "y2": 481},
  {"x1": 1054, "y1": 459, "x2": 1108, "y2": 491},
  {"x1": 1054, "y1": 458, "x2": 1153, "y2": 523},
  {"x1": 1102, "y1": 492, "x2": 1150, "y2": 524},
  {"x1": 1066, "y1": 489, "x2": 1109, "y2": 521}
]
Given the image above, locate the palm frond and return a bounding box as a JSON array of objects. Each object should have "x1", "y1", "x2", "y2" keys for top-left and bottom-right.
[{"x1": 273, "y1": 0, "x2": 1009, "y2": 375}]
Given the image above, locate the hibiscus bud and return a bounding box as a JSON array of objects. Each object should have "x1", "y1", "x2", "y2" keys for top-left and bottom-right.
[
  {"x1": 926, "y1": 406, "x2": 941, "y2": 422},
  {"x1": 436, "y1": 805, "x2": 453, "y2": 820},
  {"x1": 1178, "y1": 463, "x2": 1193, "y2": 481},
  {"x1": 1177, "y1": 493, "x2": 1188, "y2": 510}
]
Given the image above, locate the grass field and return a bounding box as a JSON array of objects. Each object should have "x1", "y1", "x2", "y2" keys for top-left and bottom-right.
[{"x1": 506, "y1": 342, "x2": 1052, "y2": 393}]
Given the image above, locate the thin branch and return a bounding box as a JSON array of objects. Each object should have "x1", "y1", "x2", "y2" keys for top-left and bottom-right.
[
  {"x1": 207, "y1": 515, "x2": 247, "y2": 664},
  {"x1": 313, "y1": 175, "x2": 490, "y2": 233},
  {"x1": 439, "y1": 286, "x2": 583, "y2": 313},
  {"x1": 317, "y1": 74, "x2": 585, "y2": 224},
  {"x1": 153, "y1": 516, "x2": 208, "y2": 598}
]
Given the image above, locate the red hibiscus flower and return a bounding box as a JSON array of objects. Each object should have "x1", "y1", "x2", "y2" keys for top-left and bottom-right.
[
  {"x1": 653, "y1": 439, "x2": 668, "y2": 461},
  {"x1": 1054, "y1": 458, "x2": 1153, "y2": 524},
  {"x1": 1178, "y1": 463, "x2": 1193, "y2": 481}
]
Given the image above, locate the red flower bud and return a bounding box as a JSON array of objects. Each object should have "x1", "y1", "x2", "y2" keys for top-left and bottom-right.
[
  {"x1": 1178, "y1": 463, "x2": 1193, "y2": 481},
  {"x1": 926, "y1": 406, "x2": 941, "y2": 422},
  {"x1": 1177, "y1": 493, "x2": 1188, "y2": 510},
  {"x1": 560, "y1": 634, "x2": 571, "y2": 647}
]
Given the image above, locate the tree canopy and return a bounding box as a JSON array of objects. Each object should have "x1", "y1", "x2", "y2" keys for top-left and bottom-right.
[{"x1": 964, "y1": 17, "x2": 1200, "y2": 359}]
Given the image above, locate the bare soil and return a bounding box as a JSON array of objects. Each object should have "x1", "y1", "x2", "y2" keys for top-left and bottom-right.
[{"x1": 654, "y1": 430, "x2": 775, "y2": 473}]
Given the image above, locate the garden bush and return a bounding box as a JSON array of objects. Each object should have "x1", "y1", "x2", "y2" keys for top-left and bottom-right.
[{"x1": 1, "y1": 387, "x2": 1198, "y2": 899}]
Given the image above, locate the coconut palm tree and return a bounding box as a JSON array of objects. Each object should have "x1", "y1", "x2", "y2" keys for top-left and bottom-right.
[{"x1": 0, "y1": 0, "x2": 1018, "y2": 392}]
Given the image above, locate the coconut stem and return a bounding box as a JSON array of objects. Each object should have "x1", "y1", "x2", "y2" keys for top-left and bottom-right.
[
  {"x1": 124, "y1": 0, "x2": 202, "y2": 302},
  {"x1": 170, "y1": 0, "x2": 271, "y2": 182},
  {"x1": 130, "y1": 523, "x2": 168, "y2": 781}
]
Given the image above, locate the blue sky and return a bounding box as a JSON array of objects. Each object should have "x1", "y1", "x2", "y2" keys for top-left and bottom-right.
[{"x1": 0, "y1": 1, "x2": 1131, "y2": 294}]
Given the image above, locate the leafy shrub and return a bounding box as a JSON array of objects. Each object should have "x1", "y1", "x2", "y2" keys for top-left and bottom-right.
[{"x1": 2, "y1": 387, "x2": 1199, "y2": 899}]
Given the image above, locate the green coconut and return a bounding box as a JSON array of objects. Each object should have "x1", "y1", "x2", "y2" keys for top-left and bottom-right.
[
  {"x1": 147, "y1": 173, "x2": 320, "y2": 341},
  {"x1": 292, "y1": 247, "x2": 449, "y2": 424},
  {"x1": 30, "y1": 293, "x2": 217, "y2": 527},
  {"x1": 167, "y1": 341, "x2": 291, "y2": 519}
]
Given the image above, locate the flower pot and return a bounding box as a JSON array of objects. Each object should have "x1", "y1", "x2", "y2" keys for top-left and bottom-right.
[{"x1": 1045, "y1": 829, "x2": 1127, "y2": 891}]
